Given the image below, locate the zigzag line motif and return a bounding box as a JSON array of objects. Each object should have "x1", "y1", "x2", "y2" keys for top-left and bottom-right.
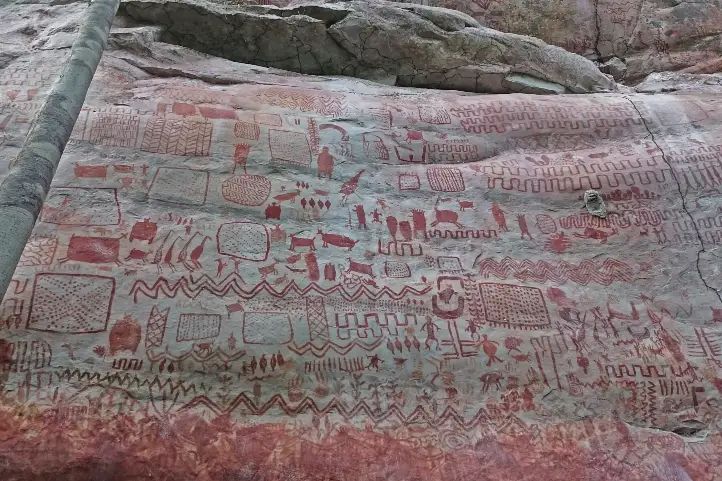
[
  {"x1": 180, "y1": 394, "x2": 494, "y2": 430},
  {"x1": 458, "y1": 118, "x2": 643, "y2": 134},
  {"x1": 676, "y1": 160, "x2": 722, "y2": 190},
  {"x1": 558, "y1": 210, "x2": 665, "y2": 229},
  {"x1": 646, "y1": 380, "x2": 657, "y2": 425},
  {"x1": 480, "y1": 158, "x2": 722, "y2": 193},
  {"x1": 486, "y1": 170, "x2": 672, "y2": 193},
  {"x1": 668, "y1": 143, "x2": 722, "y2": 157},
  {"x1": 576, "y1": 379, "x2": 637, "y2": 390},
  {"x1": 674, "y1": 215, "x2": 722, "y2": 234},
  {"x1": 145, "y1": 346, "x2": 246, "y2": 364},
  {"x1": 667, "y1": 143, "x2": 722, "y2": 163},
  {"x1": 130, "y1": 275, "x2": 431, "y2": 303},
  {"x1": 603, "y1": 363, "x2": 697, "y2": 379},
  {"x1": 449, "y1": 99, "x2": 636, "y2": 116},
  {"x1": 476, "y1": 158, "x2": 657, "y2": 178},
  {"x1": 476, "y1": 257, "x2": 634, "y2": 286},
  {"x1": 287, "y1": 338, "x2": 385, "y2": 358},
  {"x1": 256, "y1": 87, "x2": 348, "y2": 117},
  {"x1": 54, "y1": 369, "x2": 197, "y2": 395}
]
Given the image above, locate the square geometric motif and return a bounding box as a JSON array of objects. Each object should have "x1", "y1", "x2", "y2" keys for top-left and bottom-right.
[
  {"x1": 89, "y1": 113, "x2": 140, "y2": 148},
  {"x1": 418, "y1": 106, "x2": 451, "y2": 124},
  {"x1": 41, "y1": 188, "x2": 120, "y2": 226},
  {"x1": 176, "y1": 313, "x2": 221, "y2": 342},
  {"x1": 269, "y1": 129, "x2": 311, "y2": 166},
  {"x1": 149, "y1": 167, "x2": 209, "y2": 206},
  {"x1": 437, "y1": 256, "x2": 463, "y2": 272},
  {"x1": 255, "y1": 113, "x2": 283, "y2": 126},
  {"x1": 427, "y1": 167, "x2": 465, "y2": 192},
  {"x1": 398, "y1": 172, "x2": 420, "y2": 190},
  {"x1": 18, "y1": 237, "x2": 58, "y2": 266},
  {"x1": 140, "y1": 118, "x2": 212, "y2": 156},
  {"x1": 242, "y1": 312, "x2": 292, "y2": 345},
  {"x1": 216, "y1": 222, "x2": 269, "y2": 261},
  {"x1": 384, "y1": 261, "x2": 411, "y2": 278},
  {"x1": 27, "y1": 274, "x2": 115, "y2": 334},
  {"x1": 478, "y1": 283, "x2": 550, "y2": 330}
]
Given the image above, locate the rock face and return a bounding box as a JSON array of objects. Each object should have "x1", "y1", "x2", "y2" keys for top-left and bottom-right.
[
  {"x1": 1, "y1": 1, "x2": 722, "y2": 480},
  {"x1": 121, "y1": 0, "x2": 617, "y2": 94},
  {"x1": 263, "y1": 0, "x2": 722, "y2": 82}
]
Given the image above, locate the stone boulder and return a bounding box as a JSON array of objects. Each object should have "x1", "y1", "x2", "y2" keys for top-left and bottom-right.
[
  {"x1": 120, "y1": 0, "x2": 617, "y2": 94},
  {"x1": 636, "y1": 72, "x2": 722, "y2": 94}
]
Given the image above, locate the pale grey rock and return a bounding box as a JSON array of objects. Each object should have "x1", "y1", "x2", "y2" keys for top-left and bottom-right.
[
  {"x1": 502, "y1": 74, "x2": 567, "y2": 95},
  {"x1": 636, "y1": 72, "x2": 722, "y2": 94},
  {"x1": 583, "y1": 189, "x2": 607, "y2": 218}
]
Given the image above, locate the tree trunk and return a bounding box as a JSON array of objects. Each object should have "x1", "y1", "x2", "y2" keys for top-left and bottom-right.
[{"x1": 0, "y1": 0, "x2": 121, "y2": 302}]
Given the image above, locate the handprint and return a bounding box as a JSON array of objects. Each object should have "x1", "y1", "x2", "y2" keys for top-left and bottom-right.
[
  {"x1": 288, "y1": 375, "x2": 304, "y2": 403},
  {"x1": 314, "y1": 372, "x2": 329, "y2": 398}
]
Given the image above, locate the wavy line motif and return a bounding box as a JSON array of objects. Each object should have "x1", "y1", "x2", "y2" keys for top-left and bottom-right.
[
  {"x1": 459, "y1": 118, "x2": 642, "y2": 135},
  {"x1": 476, "y1": 257, "x2": 634, "y2": 286},
  {"x1": 145, "y1": 346, "x2": 246, "y2": 364},
  {"x1": 558, "y1": 210, "x2": 664, "y2": 229},
  {"x1": 54, "y1": 369, "x2": 197, "y2": 395},
  {"x1": 180, "y1": 393, "x2": 494, "y2": 430},
  {"x1": 287, "y1": 338, "x2": 385, "y2": 358},
  {"x1": 129, "y1": 274, "x2": 431, "y2": 303}
]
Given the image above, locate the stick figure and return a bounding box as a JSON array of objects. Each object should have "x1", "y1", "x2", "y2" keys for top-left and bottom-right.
[
  {"x1": 367, "y1": 354, "x2": 384, "y2": 371},
  {"x1": 215, "y1": 258, "x2": 228, "y2": 278},
  {"x1": 420, "y1": 315, "x2": 441, "y2": 351}
]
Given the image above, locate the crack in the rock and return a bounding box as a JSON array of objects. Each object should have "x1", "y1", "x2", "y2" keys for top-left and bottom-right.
[
  {"x1": 592, "y1": 0, "x2": 603, "y2": 61},
  {"x1": 624, "y1": 96, "x2": 722, "y2": 305},
  {"x1": 116, "y1": 55, "x2": 269, "y2": 85}
]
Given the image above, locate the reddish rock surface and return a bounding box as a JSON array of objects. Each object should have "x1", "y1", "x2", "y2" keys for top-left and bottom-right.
[{"x1": 0, "y1": 1, "x2": 721, "y2": 480}]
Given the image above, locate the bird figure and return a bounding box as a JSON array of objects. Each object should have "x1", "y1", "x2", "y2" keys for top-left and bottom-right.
[
  {"x1": 187, "y1": 236, "x2": 211, "y2": 270},
  {"x1": 479, "y1": 334, "x2": 502, "y2": 366}
]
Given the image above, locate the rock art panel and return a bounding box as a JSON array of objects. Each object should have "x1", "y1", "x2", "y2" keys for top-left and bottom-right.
[{"x1": 0, "y1": 4, "x2": 720, "y2": 481}]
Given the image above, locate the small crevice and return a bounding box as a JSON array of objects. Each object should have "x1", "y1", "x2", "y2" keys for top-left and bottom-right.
[
  {"x1": 592, "y1": 0, "x2": 603, "y2": 61},
  {"x1": 276, "y1": 6, "x2": 351, "y2": 28},
  {"x1": 116, "y1": 56, "x2": 268, "y2": 85},
  {"x1": 672, "y1": 425, "x2": 704, "y2": 437}
]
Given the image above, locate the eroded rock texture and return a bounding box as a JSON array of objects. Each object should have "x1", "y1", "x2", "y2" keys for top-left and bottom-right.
[{"x1": 1, "y1": 1, "x2": 722, "y2": 480}]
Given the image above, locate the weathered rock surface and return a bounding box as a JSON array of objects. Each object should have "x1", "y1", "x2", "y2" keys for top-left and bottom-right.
[
  {"x1": 1, "y1": 0, "x2": 722, "y2": 480},
  {"x1": 260, "y1": 0, "x2": 722, "y2": 83},
  {"x1": 636, "y1": 72, "x2": 722, "y2": 94},
  {"x1": 120, "y1": 0, "x2": 617, "y2": 94}
]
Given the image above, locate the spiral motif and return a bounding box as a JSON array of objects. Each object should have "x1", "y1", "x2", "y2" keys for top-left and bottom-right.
[{"x1": 439, "y1": 430, "x2": 470, "y2": 451}]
